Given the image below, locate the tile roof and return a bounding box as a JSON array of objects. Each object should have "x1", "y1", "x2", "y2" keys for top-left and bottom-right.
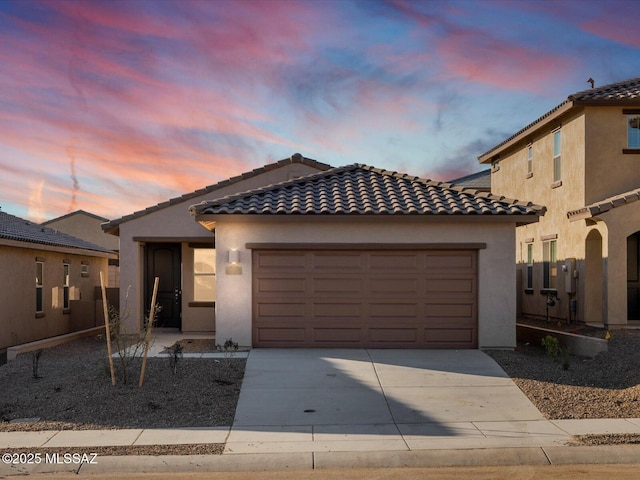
[
  {"x1": 102, "y1": 154, "x2": 332, "y2": 234},
  {"x1": 0, "y1": 210, "x2": 115, "y2": 254},
  {"x1": 567, "y1": 187, "x2": 640, "y2": 221},
  {"x1": 190, "y1": 164, "x2": 544, "y2": 217},
  {"x1": 448, "y1": 169, "x2": 491, "y2": 191},
  {"x1": 569, "y1": 77, "x2": 640, "y2": 103},
  {"x1": 480, "y1": 77, "x2": 640, "y2": 161}
]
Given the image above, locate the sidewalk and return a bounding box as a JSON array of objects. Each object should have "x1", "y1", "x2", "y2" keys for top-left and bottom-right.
[{"x1": 2, "y1": 419, "x2": 640, "y2": 476}]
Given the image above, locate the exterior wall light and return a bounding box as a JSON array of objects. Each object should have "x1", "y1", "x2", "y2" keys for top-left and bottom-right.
[{"x1": 228, "y1": 249, "x2": 240, "y2": 264}]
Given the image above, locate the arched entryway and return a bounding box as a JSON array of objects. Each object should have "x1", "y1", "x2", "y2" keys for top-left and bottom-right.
[
  {"x1": 628, "y1": 232, "x2": 640, "y2": 320},
  {"x1": 584, "y1": 230, "x2": 604, "y2": 324}
]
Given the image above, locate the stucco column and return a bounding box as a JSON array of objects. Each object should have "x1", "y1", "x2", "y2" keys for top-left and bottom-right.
[{"x1": 606, "y1": 233, "x2": 627, "y2": 327}]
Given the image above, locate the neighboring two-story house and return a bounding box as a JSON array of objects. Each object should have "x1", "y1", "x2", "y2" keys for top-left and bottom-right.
[{"x1": 479, "y1": 77, "x2": 640, "y2": 328}]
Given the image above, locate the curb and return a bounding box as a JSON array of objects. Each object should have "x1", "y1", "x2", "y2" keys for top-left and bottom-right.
[{"x1": 3, "y1": 445, "x2": 640, "y2": 476}]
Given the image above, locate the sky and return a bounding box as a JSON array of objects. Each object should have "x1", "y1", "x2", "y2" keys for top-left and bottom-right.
[{"x1": 1, "y1": 0, "x2": 640, "y2": 223}]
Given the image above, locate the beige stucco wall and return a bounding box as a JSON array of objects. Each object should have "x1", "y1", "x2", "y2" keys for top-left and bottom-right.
[
  {"x1": 597, "y1": 204, "x2": 640, "y2": 326},
  {"x1": 116, "y1": 162, "x2": 325, "y2": 333},
  {"x1": 491, "y1": 109, "x2": 587, "y2": 322},
  {"x1": 0, "y1": 242, "x2": 109, "y2": 351},
  {"x1": 45, "y1": 213, "x2": 120, "y2": 252},
  {"x1": 585, "y1": 107, "x2": 640, "y2": 204},
  {"x1": 490, "y1": 106, "x2": 640, "y2": 326},
  {"x1": 211, "y1": 217, "x2": 519, "y2": 349}
]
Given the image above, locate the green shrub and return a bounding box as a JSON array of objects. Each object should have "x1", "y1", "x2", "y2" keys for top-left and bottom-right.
[{"x1": 541, "y1": 335, "x2": 560, "y2": 359}]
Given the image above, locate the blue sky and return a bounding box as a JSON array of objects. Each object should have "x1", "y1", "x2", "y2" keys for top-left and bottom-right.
[{"x1": 1, "y1": 0, "x2": 639, "y2": 222}]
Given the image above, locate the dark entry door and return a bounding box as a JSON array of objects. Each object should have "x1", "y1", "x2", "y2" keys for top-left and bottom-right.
[{"x1": 145, "y1": 243, "x2": 181, "y2": 328}]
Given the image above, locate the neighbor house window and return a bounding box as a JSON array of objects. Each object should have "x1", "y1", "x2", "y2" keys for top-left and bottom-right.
[
  {"x1": 193, "y1": 249, "x2": 216, "y2": 301},
  {"x1": 628, "y1": 115, "x2": 640, "y2": 149},
  {"x1": 36, "y1": 261, "x2": 44, "y2": 314},
  {"x1": 526, "y1": 243, "x2": 534, "y2": 291},
  {"x1": 527, "y1": 144, "x2": 533, "y2": 176},
  {"x1": 543, "y1": 239, "x2": 557, "y2": 290},
  {"x1": 63, "y1": 263, "x2": 70, "y2": 310},
  {"x1": 81, "y1": 261, "x2": 89, "y2": 277},
  {"x1": 553, "y1": 129, "x2": 561, "y2": 183}
]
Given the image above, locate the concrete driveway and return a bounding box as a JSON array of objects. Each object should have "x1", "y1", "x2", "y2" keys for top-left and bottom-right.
[{"x1": 225, "y1": 349, "x2": 571, "y2": 454}]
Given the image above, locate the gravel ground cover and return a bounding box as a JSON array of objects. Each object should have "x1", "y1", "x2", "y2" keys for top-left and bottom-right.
[
  {"x1": 0, "y1": 336, "x2": 245, "y2": 432},
  {"x1": 487, "y1": 329, "x2": 640, "y2": 446},
  {"x1": 1, "y1": 329, "x2": 640, "y2": 453},
  {"x1": 486, "y1": 329, "x2": 640, "y2": 420}
]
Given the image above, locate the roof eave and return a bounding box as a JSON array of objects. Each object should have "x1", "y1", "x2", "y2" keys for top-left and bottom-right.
[
  {"x1": 479, "y1": 101, "x2": 574, "y2": 164},
  {"x1": 0, "y1": 237, "x2": 118, "y2": 258},
  {"x1": 193, "y1": 211, "x2": 544, "y2": 228}
]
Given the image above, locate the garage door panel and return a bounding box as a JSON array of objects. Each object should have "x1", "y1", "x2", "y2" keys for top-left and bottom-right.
[
  {"x1": 369, "y1": 328, "x2": 418, "y2": 343},
  {"x1": 312, "y1": 328, "x2": 362, "y2": 343},
  {"x1": 255, "y1": 252, "x2": 307, "y2": 270},
  {"x1": 425, "y1": 278, "x2": 475, "y2": 293},
  {"x1": 369, "y1": 253, "x2": 420, "y2": 270},
  {"x1": 256, "y1": 303, "x2": 306, "y2": 317},
  {"x1": 256, "y1": 277, "x2": 306, "y2": 294},
  {"x1": 312, "y1": 302, "x2": 362, "y2": 317},
  {"x1": 312, "y1": 253, "x2": 363, "y2": 270},
  {"x1": 369, "y1": 303, "x2": 419, "y2": 318},
  {"x1": 425, "y1": 252, "x2": 476, "y2": 270},
  {"x1": 425, "y1": 328, "x2": 475, "y2": 344},
  {"x1": 312, "y1": 277, "x2": 363, "y2": 294},
  {"x1": 256, "y1": 327, "x2": 306, "y2": 343},
  {"x1": 253, "y1": 249, "x2": 478, "y2": 348},
  {"x1": 369, "y1": 277, "x2": 419, "y2": 294},
  {"x1": 425, "y1": 303, "x2": 474, "y2": 318}
]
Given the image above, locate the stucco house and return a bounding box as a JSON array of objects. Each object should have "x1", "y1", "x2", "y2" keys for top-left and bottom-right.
[
  {"x1": 0, "y1": 209, "x2": 116, "y2": 352},
  {"x1": 42, "y1": 210, "x2": 120, "y2": 287},
  {"x1": 189, "y1": 159, "x2": 544, "y2": 349},
  {"x1": 102, "y1": 155, "x2": 333, "y2": 335},
  {"x1": 104, "y1": 154, "x2": 544, "y2": 349},
  {"x1": 479, "y1": 76, "x2": 640, "y2": 328}
]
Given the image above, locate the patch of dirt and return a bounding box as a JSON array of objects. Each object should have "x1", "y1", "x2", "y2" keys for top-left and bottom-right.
[
  {"x1": 0, "y1": 336, "x2": 245, "y2": 432},
  {"x1": 162, "y1": 339, "x2": 219, "y2": 354}
]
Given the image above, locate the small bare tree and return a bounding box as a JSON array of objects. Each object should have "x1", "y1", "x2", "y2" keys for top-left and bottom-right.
[{"x1": 106, "y1": 287, "x2": 160, "y2": 385}]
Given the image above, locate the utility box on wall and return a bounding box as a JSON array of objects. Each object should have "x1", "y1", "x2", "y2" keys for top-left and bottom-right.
[{"x1": 564, "y1": 257, "x2": 577, "y2": 294}]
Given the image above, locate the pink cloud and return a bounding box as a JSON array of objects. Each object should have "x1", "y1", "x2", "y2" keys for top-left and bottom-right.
[
  {"x1": 435, "y1": 29, "x2": 575, "y2": 94},
  {"x1": 581, "y1": 14, "x2": 640, "y2": 49}
]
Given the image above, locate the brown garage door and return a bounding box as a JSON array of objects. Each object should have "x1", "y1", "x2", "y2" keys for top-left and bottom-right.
[{"x1": 252, "y1": 249, "x2": 478, "y2": 348}]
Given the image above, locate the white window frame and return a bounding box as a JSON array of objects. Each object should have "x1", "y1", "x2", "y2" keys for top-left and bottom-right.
[
  {"x1": 193, "y1": 248, "x2": 216, "y2": 302},
  {"x1": 36, "y1": 261, "x2": 44, "y2": 314},
  {"x1": 526, "y1": 243, "x2": 534, "y2": 290},
  {"x1": 552, "y1": 129, "x2": 561, "y2": 183},
  {"x1": 63, "y1": 263, "x2": 70, "y2": 310},
  {"x1": 527, "y1": 144, "x2": 533, "y2": 175},
  {"x1": 543, "y1": 239, "x2": 557, "y2": 290}
]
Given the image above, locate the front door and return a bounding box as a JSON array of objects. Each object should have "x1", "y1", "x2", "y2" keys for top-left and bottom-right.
[{"x1": 145, "y1": 243, "x2": 182, "y2": 328}]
